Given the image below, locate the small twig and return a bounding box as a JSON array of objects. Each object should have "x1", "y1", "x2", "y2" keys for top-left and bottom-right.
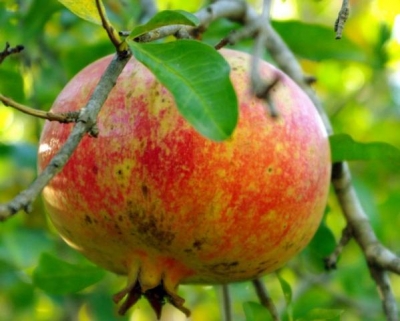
[
  {"x1": 0, "y1": 53, "x2": 131, "y2": 221},
  {"x1": 369, "y1": 264, "x2": 399, "y2": 321},
  {"x1": 0, "y1": 93, "x2": 79, "y2": 123},
  {"x1": 256, "y1": 9, "x2": 399, "y2": 319},
  {"x1": 334, "y1": 0, "x2": 350, "y2": 39},
  {"x1": 248, "y1": 0, "x2": 278, "y2": 118},
  {"x1": 134, "y1": 0, "x2": 248, "y2": 43},
  {"x1": 324, "y1": 224, "x2": 353, "y2": 270},
  {"x1": 95, "y1": 0, "x2": 128, "y2": 54},
  {"x1": 218, "y1": 285, "x2": 233, "y2": 321},
  {"x1": 252, "y1": 278, "x2": 281, "y2": 321},
  {"x1": 0, "y1": 42, "x2": 24, "y2": 64},
  {"x1": 331, "y1": 162, "x2": 400, "y2": 320}
]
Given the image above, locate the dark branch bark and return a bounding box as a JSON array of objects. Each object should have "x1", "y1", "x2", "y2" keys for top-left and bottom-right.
[{"x1": 0, "y1": 53, "x2": 131, "y2": 221}]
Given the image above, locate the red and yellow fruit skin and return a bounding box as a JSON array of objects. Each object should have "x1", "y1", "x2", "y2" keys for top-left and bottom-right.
[{"x1": 38, "y1": 49, "x2": 331, "y2": 297}]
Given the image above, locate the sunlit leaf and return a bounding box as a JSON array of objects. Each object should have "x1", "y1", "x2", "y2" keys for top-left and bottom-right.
[
  {"x1": 243, "y1": 301, "x2": 273, "y2": 321},
  {"x1": 277, "y1": 273, "x2": 292, "y2": 306},
  {"x1": 129, "y1": 10, "x2": 199, "y2": 40},
  {"x1": 296, "y1": 308, "x2": 344, "y2": 321},
  {"x1": 329, "y1": 134, "x2": 400, "y2": 163},
  {"x1": 272, "y1": 20, "x2": 368, "y2": 62},
  {"x1": 130, "y1": 40, "x2": 238, "y2": 141},
  {"x1": 33, "y1": 253, "x2": 106, "y2": 294},
  {"x1": 58, "y1": 0, "x2": 105, "y2": 25}
]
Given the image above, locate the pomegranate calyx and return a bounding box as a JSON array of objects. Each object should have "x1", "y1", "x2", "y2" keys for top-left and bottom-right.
[{"x1": 113, "y1": 280, "x2": 191, "y2": 319}]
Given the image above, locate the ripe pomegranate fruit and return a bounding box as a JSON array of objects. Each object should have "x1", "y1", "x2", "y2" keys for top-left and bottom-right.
[{"x1": 38, "y1": 48, "x2": 331, "y2": 318}]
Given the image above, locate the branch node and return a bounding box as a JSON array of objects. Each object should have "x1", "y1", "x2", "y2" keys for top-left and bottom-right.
[
  {"x1": 253, "y1": 76, "x2": 280, "y2": 118},
  {"x1": 0, "y1": 42, "x2": 25, "y2": 64},
  {"x1": 304, "y1": 75, "x2": 317, "y2": 85},
  {"x1": 334, "y1": 0, "x2": 350, "y2": 39},
  {"x1": 324, "y1": 225, "x2": 353, "y2": 270},
  {"x1": 89, "y1": 124, "x2": 100, "y2": 137}
]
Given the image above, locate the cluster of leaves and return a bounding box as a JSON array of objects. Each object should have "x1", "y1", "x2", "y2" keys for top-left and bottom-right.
[{"x1": 1, "y1": 0, "x2": 400, "y2": 320}]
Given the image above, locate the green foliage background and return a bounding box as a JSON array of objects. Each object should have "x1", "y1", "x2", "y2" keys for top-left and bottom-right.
[{"x1": 1, "y1": 0, "x2": 400, "y2": 320}]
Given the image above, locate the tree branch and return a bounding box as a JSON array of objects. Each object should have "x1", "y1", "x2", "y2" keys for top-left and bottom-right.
[
  {"x1": 218, "y1": 284, "x2": 233, "y2": 321},
  {"x1": 0, "y1": 93, "x2": 79, "y2": 123},
  {"x1": 0, "y1": 42, "x2": 24, "y2": 64},
  {"x1": 134, "y1": 0, "x2": 248, "y2": 43},
  {"x1": 324, "y1": 225, "x2": 353, "y2": 270},
  {"x1": 252, "y1": 278, "x2": 280, "y2": 321},
  {"x1": 335, "y1": 0, "x2": 350, "y2": 40},
  {"x1": 95, "y1": 0, "x2": 128, "y2": 54},
  {"x1": 369, "y1": 264, "x2": 398, "y2": 321},
  {"x1": 0, "y1": 53, "x2": 131, "y2": 221},
  {"x1": 1, "y1": 0, "x2": 398, "y2": 319},
  {"x1": 248, "y1": 0, "x2": 278, "y2": 117}
]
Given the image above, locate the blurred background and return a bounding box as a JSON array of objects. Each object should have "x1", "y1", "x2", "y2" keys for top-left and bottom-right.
[{"x1": 0, "y1": 0, "x2": 399, "y2": 320}]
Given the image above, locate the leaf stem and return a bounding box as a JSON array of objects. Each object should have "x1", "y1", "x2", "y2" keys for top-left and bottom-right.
[{"x1": 95, "y1": 0, "x2": 129, "y2": 55}]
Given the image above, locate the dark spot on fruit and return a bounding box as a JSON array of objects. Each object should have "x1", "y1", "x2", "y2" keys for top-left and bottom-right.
[
  {"x1": 127, "y1": 208, "x2": 175, "y2": 248},
  {"x1": 256, "y1": 268, "x2": 265, "y2": 275},
  {"x1": 161, "y1": 98, "x2": 165, "y2": 103},
  {"x1": 141, "y1": 184, "x2": 149, "y2": 198},
  {"x1": 209, "y1": 261, "x2": 239, "y2": 274},
  {"x1": 259, "y1": 259, "x2": 273, "y2": 267},
  {"x1": 117, "y1": 169, "x2": 123, "y2": 176},
  {"x1": 192, "y1": 239, "x2": 205, "y2": 250},
  {"x1": 284, "y1": 242, "x2": 294, "y2": 250},
  {"x1": 128, "y1": 209, "x2": 143, "y2": 223},
  {"x1": 115, "y1": 224, "x2": 122, "y2": 235},
  {"x1": 267, "y1": 166, "x2": 273, "y2": 174},
  {"x1": 139, "y1": 219, "x2": 175, "y2": 247},
  {"x1": 85, "y1": 215, "x2": 92, "y2": 224}
]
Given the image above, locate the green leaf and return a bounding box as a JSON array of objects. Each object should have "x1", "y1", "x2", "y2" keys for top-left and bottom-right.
[
  {"x1": 308, "y1": 219, "x2": 337, "y2": 259},
  {"x1": 0, "y1": 143, "x2": 37, "y2": 169},
  {"x1": 58, "y1": 0, "x2": 105, "y2": 25},
  {"x1": 277, "y1": 273, "x2": 292, "y2": 306},
  {"x1": 329, "y1": 134, "x2": 400, "y2": 163},
  {"x1": 129, "y1": 10, "x2": 199, "y2": 39},
  {"x1": 22, "y1": 0, "x2": 62, "y2": 42},
  {"x1": 33, "y1": 253, "x2": 105, "y2": 294},
  {"x1": 272, "y1": 21, "x2": 368, "y2": 62},
  {"x1": 243, "y1": 301, "x2": 273, "y2": 321},
  {"x1": 0, "y1": 228, "x2": 53, "y2": 269},
  {"x1": 0, "y1": 68, "x2": 25, "y2": 103},
  {"x1": 130, "y1": 40, "x2": 238, "y2": 141},
  {"x1": 296, "y1": 308, "x2": 344, "y2": 321}
]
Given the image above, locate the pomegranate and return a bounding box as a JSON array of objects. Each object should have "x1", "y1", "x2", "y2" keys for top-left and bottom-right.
[{"x1": 38, "y1": 48, "x2": 331, "y2": 317}]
